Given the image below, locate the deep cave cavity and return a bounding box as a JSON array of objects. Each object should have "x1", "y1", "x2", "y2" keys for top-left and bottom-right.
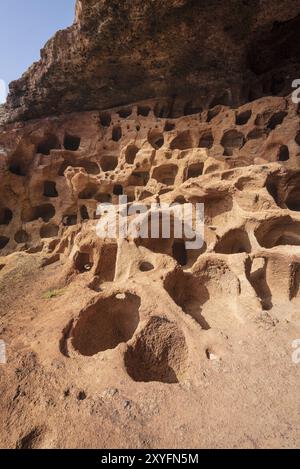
[
  {"x1": 199, "y1": 130, "x2": 214, "y2": 149},
  {"x1": 37, "y1": 134, "x2": 60, "y2": 155},
  {"x1": 125, "y1": 144, "x2": 139, "y2": 164},
  {"x1": 124, "y1": 316, "x2": 188, "y2": 384},
  {"x1": 22, "y1": 204, "x2": 55, "y2": 223},
  {"x1": 43, "y1": 181, "x2": 58, "y2": 198},
  {"x1": 148, "y1": 130, "x2": 164, "y2": 150},
  {"x1": 0, "y1": 208, "x2": 13, "y2": 225},
  {"x1": 221, "y1": 130, "x2": 245, "y2": 156},
  {"x1": 71, "y1": 293, "x2": 141, "y2": 356},
  {"x1": 170, "y1": 131, "x2": 193, "y2": 150},
  {"x1": 152, "y1": 164, "x2": 178, "y2": 186},
  {"x1": 64, "y1": 134, "x2": 81, "y2": 151}
]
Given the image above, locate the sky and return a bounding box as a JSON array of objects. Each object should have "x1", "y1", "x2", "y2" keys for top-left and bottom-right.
[{"x1": 0, "y1": 0, "x2": 75, "y2": 103}]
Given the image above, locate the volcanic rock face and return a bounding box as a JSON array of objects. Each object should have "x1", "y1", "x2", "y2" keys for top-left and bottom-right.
[
  {"x1": 3, "y1": 0, "x2": 300, "y2": 123},
  {"x1": 1, "y1": 0, "x2": 300, "y2": 450}
]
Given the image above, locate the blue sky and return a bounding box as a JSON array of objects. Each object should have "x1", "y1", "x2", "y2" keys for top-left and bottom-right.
[{"x1": 0, "y1": 0, "x2": 75, "y2": 102}]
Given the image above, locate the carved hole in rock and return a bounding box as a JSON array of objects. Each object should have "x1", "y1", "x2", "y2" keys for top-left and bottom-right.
[
  {"x1": 284, "y1": 186, "x2": 300, "y2": 212},
  {"x1": 74, "y1": 252, "x2": 93, "y2": 273},
  {"x1": 236, "y1": 109, "x2": 252, "y2": 126},
  {"x1": 124, "y1": 316, "x2": 188, "y2": 384},
  {"x1": 80, "y1": 205, "x2": 89, "y2": 220},
  {"x1": 118, "y1": 108, "x2": 132, "y2": 119},
  {"x1": 40, "y1": 223, "x2": 59, "y2": 239},
  {"x1": 207, "y1": 105, "x2": 222, "y2": 122},
  {"x1": 14, "y1": 230, "x2": 30, "y2": 244},
  {"x1": 267, "y1": 112, "x2": 288, "y2": 131},
  {"x1": 266, "y1": 175, "x2": 280, "y2": 206},
  {"x1": 9, "y1": 161, "x2": 26, "y2": 176},
  {"x1": 125, "y1": 145, "x2": 139, "y2": 164},
  {"x1": 129, "y1": 171, "x2": 150, "y2": 186},
  {"x1": 199, "y1": 130, "x2": 214, "y2": 149},
  {"x1": 0, "y1": 208, "x2": 13, "y2": 225},
  {"x1": 247, "y1": 128, "x2": 266, "y2": 140},
  {"x1": 148, "y1": 130, "x2": 164, "y2": 150},
  {"x1": 37, "y1": 135, "x2": 60, "y2": 155},
  {"x1": 136, "y1": 211, "x2": 199, "y2": 267},
  {"x1": 277, "y1": 145, "x2": 289, "y2": 161},
  {"x1": 215, "y1": 229, "x2": 251, "y2": 254},
  {"x1": 295, "y1": 131, "x2": 300, "y2": 146},
  {"x1": 221, "y1": 130, "x2": 245, "y2": 156},
  {"x1": 172, "y1": 240, "x2": 187, "y2": 266},
  {"x1": 22, "y1": 204, "x2": 55, "y2": 223},
  {"x1": 100, "y1": 155, "x2": 118, "y2": 172},
  {"x1": 43, "y1": 181, "x2": 58, "y2": 198},
  {"x1": 137, "y1": 106, "x2": 151, "y2": 117},
  {"x1": 112, "y1": 126, "x2": 122, "y2": 142},
  {"x1": 187, "y1": 163, "x2": 204, "y2": 180},
  {"x1": 63, "y1": 215, "x2": 77, "y2": 226},
  {"x1": 154, "y1": 103, "x2": 169, "y2": 119},
  {"x1": 164, "y1": 260, "x2": 240, "y2": 329},
  {"x1": 164, "y1": 121, "x2": 175, "y2": 132},
  {"x1": 0, "y1": 236, "x2": 9, "y2": 250},
  {"x1": 64, "y1": 134, "x2": 81, "y2": 151},
  {"x1": 152, "y1": 164, "x2": 178, "y2": 186},
  {"x1": 113, "y1": 185, "x2": 123, "y2": 196},
  {"x1": 255, "y1": 217, "x2": 300, "y2": 248},
  {"x1": 139, "y1": 262, "x2": 154, "y2": 272},
  {"x1": 170, "y1": 131, "x2": 193, "y2": 150},
  {"x1": 99, "y1": 112, "x2": 111, "y2": 127},
  {"x1": 93, "y1": 242, "x2": 118, "y2": 282},
  {"x1": 254, "y1": 111, "x2": 272, "y2": 126},
  {"x1": 71, "y1": 293, "x2": 141, "y2": 356}
]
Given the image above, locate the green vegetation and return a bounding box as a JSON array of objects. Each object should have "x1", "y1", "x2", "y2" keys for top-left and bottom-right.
[{"x1": 42, "y1": 288, "x2": 65, "y2": 299}]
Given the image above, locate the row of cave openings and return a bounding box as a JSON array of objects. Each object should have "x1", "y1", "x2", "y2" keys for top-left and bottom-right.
[
  {"x1": 3, "y1": 164, "x2": 300, "y2": 253},
  {"x1": 9, "y1": 133, "x2": 82, "y2": 177},
  {"x1": 109, "y1": 110, "x2": 295, "y2": 162},
  {"x1": 9, "y1": 104, "x2": 296, "y2": 178}
]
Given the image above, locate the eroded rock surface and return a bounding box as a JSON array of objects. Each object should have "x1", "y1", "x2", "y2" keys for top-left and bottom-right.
[{"x1": 2, "y1": 0, "x2": 300, "y2": 123}]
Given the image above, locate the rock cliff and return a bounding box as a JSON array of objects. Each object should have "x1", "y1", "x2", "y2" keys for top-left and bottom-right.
[{"x1": 3, "y1": 0, "x2": 300, "y2": 122}]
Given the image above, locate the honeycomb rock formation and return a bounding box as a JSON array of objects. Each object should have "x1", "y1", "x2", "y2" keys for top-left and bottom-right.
[{"x1": 1, "y1": 1, "x2": 300, "y2": 450}]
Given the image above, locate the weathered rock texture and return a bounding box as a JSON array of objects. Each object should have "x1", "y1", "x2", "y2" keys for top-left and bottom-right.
[
  {"x1": 1, "y1": 0, "x2": 300, "y2": 450},
  {"x1": 3, "y1": 0, "x2": 300, "y2": 123}
]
